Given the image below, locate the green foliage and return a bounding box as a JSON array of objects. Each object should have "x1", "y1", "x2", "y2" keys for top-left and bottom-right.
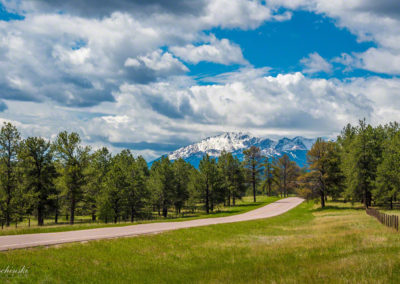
[
  {"x1": 218, "y1": 150, "x2": 246, "y2": 206},
  {"x1": 84, "y1": 147, "x2": 111, "y2": 221},
  {"x1": 0, "y1": 122, "x2": 21, "y2": 226},
  {"x1": 172, "y1": 158, "x2": 192, "y2": 213},
  {"x1": 375, "y1": 124, "x2": 400, "y2": 208},
  {"x1": 302, "y1": 138, "x2": 344, "y2": 207},
  {"x1": 198, "y1": 154, "x2": 223, "y2": 213},
  {"x1": 18, "y1": 137, "x2": 58, "y2": 225},
  {"x1": 53, "y1": 131, "x2": 90, "y2": 224},
  {"x1": 339, "y1": 119, "x2": 384, "y2": 207},
  {"x1": 149, "y1": 156, "x2": 175, "y2": 217}
]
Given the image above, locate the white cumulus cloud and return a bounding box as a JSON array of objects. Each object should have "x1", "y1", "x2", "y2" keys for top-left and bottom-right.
[
  {"x1": 300, "y1": 52, "x2": 332, "y2": 74},
  {"x1": 171, "y1": 36, "x2": 247, "y2": 65}
]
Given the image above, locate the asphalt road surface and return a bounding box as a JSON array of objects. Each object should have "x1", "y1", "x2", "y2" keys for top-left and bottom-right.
[{"x1": 0, "y1": 197, "x2": 304, "y2": 251}]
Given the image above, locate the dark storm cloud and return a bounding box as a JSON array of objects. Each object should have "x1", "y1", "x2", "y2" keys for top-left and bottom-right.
[
  {"x1": 0, "y1": 84, "x2": 40, "y2": 102},
  {"x1": 357, "y1": 0, "x2": 400, "y2": 19},
  {"x1": 22, "y1": 0, "x2": 207, "y2": 17},
  {"x1": 0, "y1": 79, "x2": 115, "y2": 107},
  {"x1": 264, "y1": 110, "x2": 342, "y2": 131},
  {"x1": 111, "y1": 141, "x2": 186, "y2": 152}
]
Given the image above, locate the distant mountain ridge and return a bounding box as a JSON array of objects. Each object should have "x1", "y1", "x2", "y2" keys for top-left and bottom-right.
[{"x1": 152, "y1": 132, "x2": 316, "y2": 168}]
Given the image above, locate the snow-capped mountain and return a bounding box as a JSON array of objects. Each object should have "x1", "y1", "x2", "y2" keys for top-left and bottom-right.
[{"x1": 154, "y1": 132, "x2": 316, "y2": 168}]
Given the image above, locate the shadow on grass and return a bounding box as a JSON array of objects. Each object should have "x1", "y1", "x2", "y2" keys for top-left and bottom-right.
[
  {"x1": 229, "y1": 202, "x2": 265, "y2": 207},
  {"x1": 312, "y1": 205, "x2": 365, "y2": 212}
]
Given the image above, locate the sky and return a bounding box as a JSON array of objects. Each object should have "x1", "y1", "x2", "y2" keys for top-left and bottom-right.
[{"x1": 0, "y1": 0, "x2": 400, "y2": 160}]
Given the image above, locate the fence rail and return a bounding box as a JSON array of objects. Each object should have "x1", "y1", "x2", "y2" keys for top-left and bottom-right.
[{"x1": 366, "y1": 208, "x2": 399, "y2": 231}]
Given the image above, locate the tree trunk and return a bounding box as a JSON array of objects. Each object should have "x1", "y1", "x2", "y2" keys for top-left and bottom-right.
[
  {"x1": 320, "y1": 190, "x2": 325, "y2": 208},
  {"x1": 70, "y1": 197, "x2": 75, "y2": 225},
  {"x1": 5, "y1": 196, "x2": 10, "y2": 227},
  {"x1": 252, "y1": 166, "x2": 256, "y2": 202},
  {"x1": 162, "y1": 206, "x2": 168, "y2": 218},
  {"x1": 364, "y1": 187, "x2": 369, "y2": 208},
  {"x1": 5, "y1": 155, "x2": 12, "y2": 227},
  {"x1": 233, "y1": 195, "x2": 236, "y2": 206},
  {"x1": 162, "y1": 199, "x2": 168, "y2": 217},
  {"x1": 205, "y1": 182, "x2": 210, "y2": 214},
  {"x1": 37, "y1": 203, "x2": 44, "y2": 226},
  {"x1": 131, "y1": 206, "x2": 136, "y2": 222}
]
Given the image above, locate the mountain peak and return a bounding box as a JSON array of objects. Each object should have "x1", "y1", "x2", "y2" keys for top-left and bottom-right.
[{"x1": 167, "y1": 132, "x2": 316, "y2": 167}]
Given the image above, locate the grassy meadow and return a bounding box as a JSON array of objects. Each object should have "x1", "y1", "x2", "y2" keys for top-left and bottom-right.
[
  {"x1": 0, "y1": 195, "x2": 279, "y2": 236},
  {"x1": 1, "y1": 200, "x2": 400, "y2": 283}
]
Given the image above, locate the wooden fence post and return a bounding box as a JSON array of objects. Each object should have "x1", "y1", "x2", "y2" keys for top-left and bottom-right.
[{"x1": 366, "y1": 208, "x2": 400, "y2": 231}]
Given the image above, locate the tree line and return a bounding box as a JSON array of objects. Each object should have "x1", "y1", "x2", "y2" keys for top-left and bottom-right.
[
  {"x1": 5, "y1": 118, "x2": 391, "y2": 227},
  {"x1": 0, "y1": 123, "x2": 303, "y2": 227},
  {"x1": 298, "y1": 119, "x2": 400, "y2": 209}
]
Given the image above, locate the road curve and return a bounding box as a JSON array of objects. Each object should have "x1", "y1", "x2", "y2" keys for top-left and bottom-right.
[{"x1": 0, "y1": 197, "x2": 303, "y2": 251}]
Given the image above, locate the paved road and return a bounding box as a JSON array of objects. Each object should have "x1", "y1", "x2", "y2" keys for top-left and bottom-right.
[{"x1": 0, "y1": 197, "x2": 303, "y2": 251}]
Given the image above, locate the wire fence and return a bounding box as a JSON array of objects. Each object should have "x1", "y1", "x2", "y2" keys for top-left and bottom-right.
[{"x1": 366, "y1": 207, "x2": 399, "y2": 231}]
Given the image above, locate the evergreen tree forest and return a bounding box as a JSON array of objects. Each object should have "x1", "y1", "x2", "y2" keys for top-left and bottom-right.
[{"x1": 298, "y1": 119, "x2": 400, "y2": 209}]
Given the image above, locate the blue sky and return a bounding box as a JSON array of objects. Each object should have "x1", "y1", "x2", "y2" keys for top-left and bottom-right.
[
  {"x1": 0, "y1": 0, "x2": 400, "y2": 160},
  {"x1": 193, "y1": 10, "x2": 376, "y2": 79}
]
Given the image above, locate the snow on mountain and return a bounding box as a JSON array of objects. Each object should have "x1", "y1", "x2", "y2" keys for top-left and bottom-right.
[
  {"x1": 162, "y1": 132, "x2": 317, "y2": 168},
  {"x1": 168, "y1": 132, "x2": 258, "y2": 160}
]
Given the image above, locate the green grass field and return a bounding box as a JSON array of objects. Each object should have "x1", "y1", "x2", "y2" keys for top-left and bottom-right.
[
  {"x1": 0, "y1": 195, "x2": 279, "y2": 236},
  {"x1": 1, "y1": 199, "x2": 400, "y2": 283}
]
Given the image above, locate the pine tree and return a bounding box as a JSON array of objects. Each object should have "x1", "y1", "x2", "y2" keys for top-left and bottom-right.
[
  {"x1": 306, "y1": 138, "x2": 343, "y2": 208},
  {"x1": 218, "y1": 150, "x2": 234, "y2": 206},
  {"x1": 375, "y1": 124, "x2": 400, "y2": 209},
  {"x1": 53, "y1": 131, "x2": 90, "y2": 224},
  {"x1": 85, "y1": 147, "x2": 111, "y2": 221},
  {"x1": 261, "y1": 159, "x2": 275, "y2": 196},
  {"x1": 100, "y1": 150, "x2": 130, "y2": 223},
  {"x1": 218, "y1": 151, "x2": 246, "y2": 206},
  {"x1": 340, "y1": 120, "x2": 383, "y2": 207},
  {"x1": 230, "y1": 156, "x2": 246, "y2": 205},
  {"x1": 198, "y1": 154, "x2": 220, "y2": 213},
  {"x1": 19, "y1": 137, "x2": 58, "y2": 225},
  {"x1": 149, "y1": 156, "x2": 175, "y2": 217},
  {"x1": 126, "y1": 154, "x2": 149, "y2": 222},
  {"x1": 243, "y1": 146, "x2": 262, "y2": 202},
  {"x1": 0, "y1": 122, "x2": 21, "y2": 226},
  {"x1": 273, "y1": 154, "x2": 299, "y2": 197},
  {"x1": 172, "y1": 158, "x2": 191, "y2": 214}
]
